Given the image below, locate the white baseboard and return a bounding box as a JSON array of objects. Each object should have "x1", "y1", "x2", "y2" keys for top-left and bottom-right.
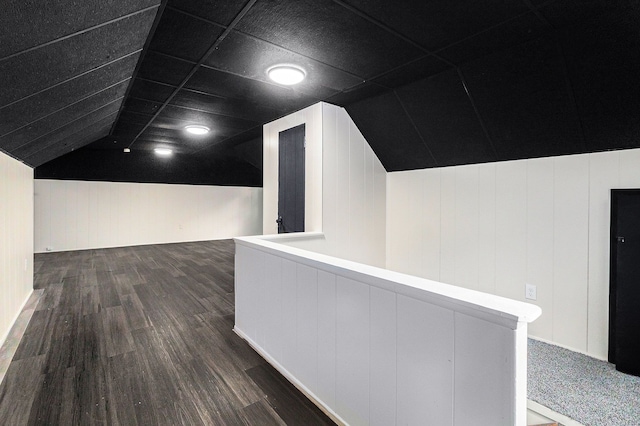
[
  {"x1": 0, "y1": 288, "x2": 34, "y2": 350},
  {"x1": 528, "y1": 335, "x2": 608, "y2": 362},
  {"x1": 233, "y1": 326, "x2": 348, "y2": 426},
  {"x1": 527, "y1": 400, "x2": 585, "y2": 426}
]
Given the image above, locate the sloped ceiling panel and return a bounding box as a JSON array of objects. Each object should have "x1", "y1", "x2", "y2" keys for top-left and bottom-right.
[
  {"x1": 15, "y1": 0, "x2": 640, "y2": 184},
  {"x1": 0, "y1": 0, "x2": 161, "y2": 166}
]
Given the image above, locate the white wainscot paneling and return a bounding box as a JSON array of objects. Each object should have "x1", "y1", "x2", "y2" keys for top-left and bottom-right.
[
  {"x1": 34, "y1": 180, "x2": 263, "y2": 252},
  {"x1": 553, "y1": 155, "x2": 589, "y2": 352},
  {"x1": 234, "y1": 236, "x2": 540, "y2": 426},
  {"x1": 587, "y1": 151, "x2": 619, "y2": 359},
  {"x1": 397, "y1": 295, "x2": 454, "y2": 424},
  {"x1": 526, "y1": 158, "x2": 554, "y2": 340}
]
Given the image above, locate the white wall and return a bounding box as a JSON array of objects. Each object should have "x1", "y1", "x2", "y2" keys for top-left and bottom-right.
[
  {"x1": 235, "y1": 236, "x2": 540, "y2": 425},
  {"x1": 263, "y1": 102, "x2": 386, "y2": 267},
  {"x1": 34, "y1": 179, "x2": 263, "y2": 252},
  {"x1": 0, "y1": 152, "x2": 34, "y2": 348},
  {"x1": 387, "y1": 149, "x2": 640, "y2": 359}
]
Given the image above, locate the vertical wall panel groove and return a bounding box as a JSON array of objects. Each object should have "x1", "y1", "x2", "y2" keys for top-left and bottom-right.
[{"x1": 387, "y1": 148, "x2": 640, "y2": 358}]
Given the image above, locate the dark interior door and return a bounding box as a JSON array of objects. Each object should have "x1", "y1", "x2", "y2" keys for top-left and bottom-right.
[
  {"x1": 610, "y1": 189, "x2": 640, "y2": 375},
  {"x1": 277, "y1": 124, "x2": 305, "y2": 233}
]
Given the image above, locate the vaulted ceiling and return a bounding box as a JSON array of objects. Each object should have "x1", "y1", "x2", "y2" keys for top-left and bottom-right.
[{"x1": 3, "y1": 0, "x2": 639, "y2": 186}]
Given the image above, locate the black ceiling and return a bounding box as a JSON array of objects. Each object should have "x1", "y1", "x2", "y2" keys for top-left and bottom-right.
[{"x1": 3, "y1": 0, "x2": 639, "y2": 185}]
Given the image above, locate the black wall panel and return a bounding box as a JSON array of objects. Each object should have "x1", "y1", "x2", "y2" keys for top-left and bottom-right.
[{"x1": 396, "y1": 68, "x2": 496, "y2": 166}]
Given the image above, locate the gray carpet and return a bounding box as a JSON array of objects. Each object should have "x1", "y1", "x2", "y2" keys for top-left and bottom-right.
[{"x1": 528, "y1": 339, "x2": 640, "y2": 426}]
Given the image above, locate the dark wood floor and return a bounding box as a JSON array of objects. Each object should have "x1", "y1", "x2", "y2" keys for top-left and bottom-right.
[{"x1": 0, "y1": 240, "x2": 335, "y2": 426}]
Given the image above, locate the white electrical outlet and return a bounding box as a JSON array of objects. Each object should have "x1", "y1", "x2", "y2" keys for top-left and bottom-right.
[{"x1": 525, "y1": 283, "x2": 537, "y2": 300}]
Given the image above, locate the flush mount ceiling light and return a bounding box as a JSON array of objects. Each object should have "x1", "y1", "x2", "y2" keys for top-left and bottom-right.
[
  {"x1": 123, "y1": 148, "x2": 130, "y2": 153},
  {"x1": 267, "y1": 64, "x2": 306, "y2": 85},
  {"x1": 184, "y1": 125, "x2": 210, "y2": 135},
  {"x1": 154, "y1": 148, "x2": 172, "y2": 156}
]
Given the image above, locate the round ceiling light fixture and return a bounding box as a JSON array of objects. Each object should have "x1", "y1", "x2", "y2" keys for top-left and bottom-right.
[
  {"x1": 154, "y1": 148, "x2": 172, "y2": 156},
  {"x1": 184, "y1": 125, "x2": 210, "y2": 135},
  {"x1": 267, "y1": 64, "x2": 306, "y2": 85}
]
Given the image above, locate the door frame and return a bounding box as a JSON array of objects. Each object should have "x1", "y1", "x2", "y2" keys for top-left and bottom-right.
[{"x1": 609, "y1": 188, "x2": 640, "y2": 363}]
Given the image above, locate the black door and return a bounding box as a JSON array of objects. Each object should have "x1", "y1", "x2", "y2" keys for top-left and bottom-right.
[
  {"x1": 610, "y1": 189, "x2": 640, "y2": 375},
  {"x1": 277, "y1": 124, "x2": 305, "y2": 233}
]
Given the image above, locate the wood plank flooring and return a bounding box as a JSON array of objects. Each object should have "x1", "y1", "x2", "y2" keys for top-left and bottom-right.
[{"x1": 0, "y1": 240, "x2": 335, "y2": 426}]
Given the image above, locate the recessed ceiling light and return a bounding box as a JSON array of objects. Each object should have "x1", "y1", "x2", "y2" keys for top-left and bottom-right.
[
  {"x1": 154, "y1": 148, "x2": 172, "y2": 156},
  {"x1": 267, "y1": 64, "x2": 306, "y2": 85},
  {"x1": 123, "y1": 148, "x2": 131, "y2": 153},
  {"x1": 184, "y1": 125, "x2": 210, "y2": 135}
]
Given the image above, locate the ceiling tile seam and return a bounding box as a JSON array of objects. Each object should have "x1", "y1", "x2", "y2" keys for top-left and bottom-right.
[
  {"x1": 197, "y1": 63, "x2": 325, "y2": 99},
  {"x1": 521, "y1": 0, "x2": 551, "y2": 26},
  {"x1": 0, "y1": 50, "x2": 141, "y2": 111},
  {"x1": 120, "y1": 109, "x2": 155, "y2": 118},
  {"x1": 432, "y1": 9, "x2": 538, "y2": 58},
  {"x1": 109, "y1": 0, "x2": 169, "y2": 136},
  {"x1": 27, "y1": 125, "x2": 113, "y2": 166},
  {"x1": 147, "y1": 49, "x2": 198, "y2": 65},
  {"x1": 0, "y1": 4, "x2": 160, "y2": 63},
  {"x1": 127, "y1": 110, "x2": 257, "y2": 127},
  {"x1": 9, "y1": 97, "x2": 124, "y2": 153},
  {"x1": 0, "y1": 78, "x2": 131, "y2": 139},
  {"x1": 134, "y1": 76, "x2": 179, "y2": 89},
  {"x1": 364, "y1": 53, "x2": 452, "y2": 87},
  {"x1": 455, "y1": 67, "x2": 499, "y2": 161},
  {"x1": 165, "y1": 5, "x2": 228, "y2": 29},
  {"x1": 554, "y1": 40, "x2": 588, "y2": 153},
  {"x1": 127, "y1": 0, "x2": 260, "y2": 149},
  {"x1": 392, "y1": 90, "x2": 439, "y2": 167},
  {"x1": 232, "y1": 29, "x2": 367, "y2": 82},
  {"x1": 331, "y1": 0, "x2": 455, "y2": 69},
  {"x1": 190, "y1": 125, "x2": 262, "y2": 155},
  {"x1": 127, "y1": 95, "x2": 275, "y2": 121},
  {"x1": 22, "y1": 113, "x2": 119, "y2": 161},
  {"x1": 191, "y1": 97, "x2": 322, "y2": 155}
]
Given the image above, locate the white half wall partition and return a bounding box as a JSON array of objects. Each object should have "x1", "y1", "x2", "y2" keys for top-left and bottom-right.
[
  {"x1": 0, "y1": 152, "x2": 34, "y2": 349},
  {"x1": 234, "y1": 235, "x2": 541, "y2": 426},
  {"x1": 34, "y1": 179, "x2": 263, "y2": 252}
]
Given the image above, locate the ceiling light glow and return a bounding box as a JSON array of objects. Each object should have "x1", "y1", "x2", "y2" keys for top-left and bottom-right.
[
  {"x1": 123, "y1": 148, "x2": 131, "y2": 153},
  {"x1": 267, "y1": 64, "x2": 306, "y2": 85},
  {"x1": 185, "y1": 125, "x2": 210, "y2": 135},
  {"x1": 154, "y1": 148, "x2": 172, "y2": 156}
]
